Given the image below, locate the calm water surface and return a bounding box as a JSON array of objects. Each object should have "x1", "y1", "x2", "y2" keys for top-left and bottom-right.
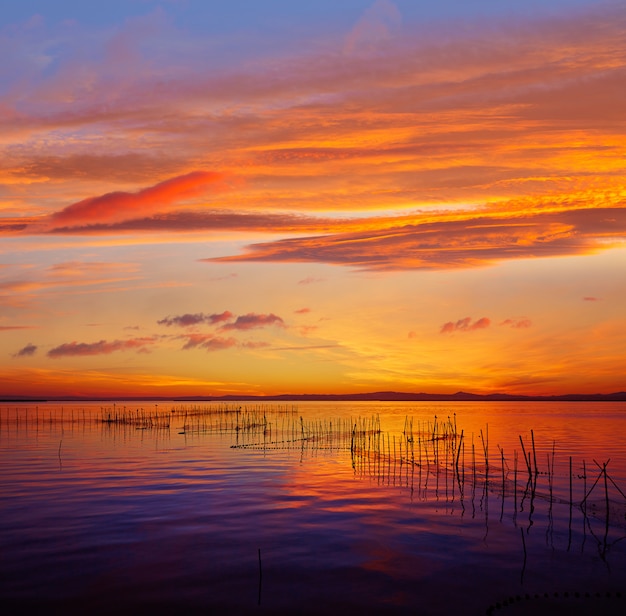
[{"x1": 1, "y1": 401, "x2": 625, "y2": 615}]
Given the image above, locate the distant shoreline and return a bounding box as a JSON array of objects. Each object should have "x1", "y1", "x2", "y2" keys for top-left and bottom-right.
[{"x1": 2, "y1": 391, "x2": 626, "y2": 403}]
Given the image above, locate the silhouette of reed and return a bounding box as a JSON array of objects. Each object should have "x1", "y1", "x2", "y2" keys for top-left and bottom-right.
[
  {"x1": 2, "y1": 404, "x2": 625, "y2": 542},
  {"x1": 346, "y1": 414, "x2": 626, "y2": 563}
]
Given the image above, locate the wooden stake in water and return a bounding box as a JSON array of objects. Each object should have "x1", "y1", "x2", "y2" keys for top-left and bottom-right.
[{"x1": 258, "y1": 548, "x2": 263, "y2": 606}]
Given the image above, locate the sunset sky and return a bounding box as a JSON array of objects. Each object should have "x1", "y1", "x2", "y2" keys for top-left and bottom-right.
[{"x1": 1, "y1": 0, "x2": 625, "y2": 398}]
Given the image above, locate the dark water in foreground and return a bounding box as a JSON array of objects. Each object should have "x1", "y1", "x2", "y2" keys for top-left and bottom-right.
[{"x1": 1, "y1": 401, "x2": 626, "y2": 615}]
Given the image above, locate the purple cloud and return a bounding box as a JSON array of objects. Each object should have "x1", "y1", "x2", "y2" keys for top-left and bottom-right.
[
  {"x1": 158, "y1": 311, "x2": 233, "y2": 327},
  {"x1": 48, "y1": 337, "x2": 155, "y2": 357},
  {"x1": 220, "y1": 313, "x2": 285, "y2": 331},
  {"x1": 13, "y1": 343, "x2": 37, "y2": 358},
  {"x1": 440, "y1": 317, "x2": 491, "y2": 334}
]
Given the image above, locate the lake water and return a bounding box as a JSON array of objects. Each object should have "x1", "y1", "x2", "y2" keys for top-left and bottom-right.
[{"x1": 1, "y1": 401, "x2": 626, "y2": 615}]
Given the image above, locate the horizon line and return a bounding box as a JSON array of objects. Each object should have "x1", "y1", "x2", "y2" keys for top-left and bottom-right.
[{"x1": 2, "y1": 390, "x2": 625, "y2": 403}]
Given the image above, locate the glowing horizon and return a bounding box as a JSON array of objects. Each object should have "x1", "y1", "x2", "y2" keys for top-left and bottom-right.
[{"x1": 1, "y1": 0, "x2": 625, "y2": 398}]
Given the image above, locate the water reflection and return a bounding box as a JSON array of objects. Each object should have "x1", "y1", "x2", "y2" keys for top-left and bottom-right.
[{"x1": 1, "y1": 402, "x2": 625, "y2": 615}]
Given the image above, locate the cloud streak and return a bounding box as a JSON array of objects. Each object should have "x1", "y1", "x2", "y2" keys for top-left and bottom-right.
[
  {"x1": 208, "y1": 207, "x2": 626, "y2": 271},
  {"x1": 47, "y1": 337, "x2": 156, "y2": 358},
  {"x1": 1, "y1": 325, "x2": 35, "y2": 331},
  {"x1": 181, "y1": 334, "x2": 239, "y2": 351}
]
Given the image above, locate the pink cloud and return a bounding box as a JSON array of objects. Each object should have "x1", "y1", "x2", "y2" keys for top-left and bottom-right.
[
  {"x1": 50, "y1": 171, "x2": 225, "y2": 227},
  {"x1": 440, "y1": 317, "x2": 491, "y2": 334},
  {"x1": 47, "y1": 337, "x2": 156, "y2": 358},
  {"x1": 583, "y1": 296, "x2": 600, "y2": 301},
  {"x1": 220, "y1": 313, "x2": 285, "y2": 331},
  {"x1": 295, "y1": 308, "x2": 311, "y2": 314}
]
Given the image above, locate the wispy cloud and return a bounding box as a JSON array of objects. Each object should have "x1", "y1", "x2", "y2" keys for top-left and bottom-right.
[
  {"x1": 45, "y1": 210, "x2": 347, "y2": 235},
  {"x1": 1, "y1": 5, "x2": 625, "y2": 281},
  {"x1": 209, "y1": 207, "x2": 626, "y2": 271},
  {"x1": 298, "y1": 277, "x2": 326, "y2": 285},
  {"x1": 440, "y1": 317, "x2": 491, "y2": 334},
  {"x1": 271, "y1": 344, "x2": 340, "y2": 352},
  {"x1": 47, "y1": 337, "x2": 156, "y2": 358},
  {"x1": 583, "y1": 296, "x2": 600, "y2": 301},
  {"x1": 181, "y1": 334, "x2": 239, "y2": 351},
  {"x1": 0, "y1": 261, "x2": 142, "y2": 306},
  {"x1": 3, "y1": 6, "x2": 624, "y2": 242},
  {"x1": 500, "y1": 318, "x2": 532, "y2": 329}
]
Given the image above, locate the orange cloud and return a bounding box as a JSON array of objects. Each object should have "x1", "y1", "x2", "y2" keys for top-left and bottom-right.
[
  {"x1": 4, "y1": 5, "x2": 625, "y2": 225},
  {"x1": 49, "y1": 171, "x2": 225, "y2": 227},
  {"x1": 47, "y1": 337, "x2": 156, "y2": 358}
]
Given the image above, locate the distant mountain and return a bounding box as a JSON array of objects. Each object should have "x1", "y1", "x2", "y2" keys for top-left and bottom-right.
[
  {"x1": 186, "y1": 391, "x2": 626, "y2": 402},
  {"x1": 2, "y1": 391, "x2": 626, "y2": 402}
]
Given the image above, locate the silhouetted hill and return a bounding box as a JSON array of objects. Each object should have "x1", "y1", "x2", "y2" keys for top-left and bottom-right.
[{"x1": 187, "y1": 391, "x2": 626, "y2": 402}]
